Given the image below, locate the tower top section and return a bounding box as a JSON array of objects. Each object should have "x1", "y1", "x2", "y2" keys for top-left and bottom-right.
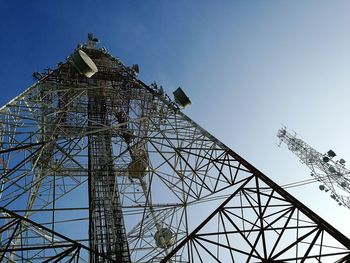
[
  {"x1": 65, "y1": 33, "x2": 140, "y2": 80},
  {"x1": 277, "y1": 126, "x2": 350, "y2": 209}
]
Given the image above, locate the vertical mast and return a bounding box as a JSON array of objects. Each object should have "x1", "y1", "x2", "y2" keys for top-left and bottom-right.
[
  {"x1": 88, "y1": 91, "x2": 130, "y2": 262},
  {"x1": 85, "y1": 35, "x2": 130, "y2": 262},
  {"x1": 277, "y1": 127, "x2": 350, "y2": 209}
]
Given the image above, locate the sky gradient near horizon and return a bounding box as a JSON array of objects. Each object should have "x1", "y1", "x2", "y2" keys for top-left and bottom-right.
[{"x1": 1, "y1": 0, "x2": 350, "y2": 244}]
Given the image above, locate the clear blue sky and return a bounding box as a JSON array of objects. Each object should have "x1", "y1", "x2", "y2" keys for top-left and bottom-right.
[{"x1": 1, "y1": 0, "x2": 350, "y2": 240}]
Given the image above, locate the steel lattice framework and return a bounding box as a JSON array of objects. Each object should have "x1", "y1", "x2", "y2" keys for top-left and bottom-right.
[
  {"x1": 277, "y1": 127, "x2": 350, "y2": 209},
  {"x1": 0, "y1": 36, "x2": 349, "y2": 262}
]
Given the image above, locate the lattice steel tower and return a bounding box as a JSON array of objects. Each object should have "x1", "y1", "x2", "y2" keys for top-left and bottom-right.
[
  {"x1": 0, "y1": 35, "x2": 350, "y2": 262},
  {"x1": 277, "y1": 127, "x2": 350, "y2": 209}
]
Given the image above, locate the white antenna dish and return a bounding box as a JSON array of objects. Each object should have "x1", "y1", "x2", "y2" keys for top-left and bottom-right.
[
  {"x1": 173, "y1": 87, "x2": 191, "y2": 108},
  {"x1": 70, "y1": 50, "x2": 98, "y2": 78}
]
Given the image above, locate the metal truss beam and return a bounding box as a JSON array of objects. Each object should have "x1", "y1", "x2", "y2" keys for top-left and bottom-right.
[{"x1": 0, "y1": 206, "x2": 114, "y2": 262}]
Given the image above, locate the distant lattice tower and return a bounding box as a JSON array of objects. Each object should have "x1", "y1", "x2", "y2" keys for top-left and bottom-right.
[
  {"x1": 0, "y1": 35, "x2": 349, "y2": 262},
  {"x1": 277, "y1": 127, "x2": 350, "y2": 209}
]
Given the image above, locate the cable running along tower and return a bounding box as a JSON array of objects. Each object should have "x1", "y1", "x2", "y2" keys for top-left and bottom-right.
[
  {"x1": 0, "y1": 35, "x2": 350, "y2": 262},
  {"x1": 277, "y1": 127, "x2": 350, "y2": 209}
]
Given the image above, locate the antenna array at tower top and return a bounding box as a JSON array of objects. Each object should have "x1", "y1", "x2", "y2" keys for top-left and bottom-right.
[{"x1": 277, "y1": 127, "x2": 350, "y2": 209}]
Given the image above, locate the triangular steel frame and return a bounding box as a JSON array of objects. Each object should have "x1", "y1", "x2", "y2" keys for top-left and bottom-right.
[{"x1": 0, "y1": 38, "x2": 349, "y2": 262}]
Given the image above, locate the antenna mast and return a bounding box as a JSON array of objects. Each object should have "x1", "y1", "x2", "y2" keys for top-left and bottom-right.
[{"x1": 277, "y1": 127, "x2": 350, "y2": 209}]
